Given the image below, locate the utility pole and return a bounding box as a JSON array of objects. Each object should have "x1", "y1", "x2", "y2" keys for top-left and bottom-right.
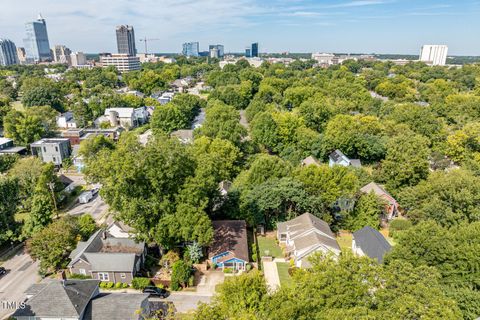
[{"x1": 47, "y1": 182, "x2": 58, "y2": 218}]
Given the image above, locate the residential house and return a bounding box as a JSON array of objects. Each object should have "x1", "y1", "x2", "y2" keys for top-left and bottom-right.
[
  {"x1": 68, "y1": 230, "x2": 146, "y2": 284},
  {"x1": 218, "y1": 180, "x2": 232, "y2": 196},
  {"x1": 329, "y1": 149, "x2": 361, "y2": 168},
  {"x1": 209, "y1": 220, "x2": 249, "y2": 272},
  {"x1": 157, "y1": 91, "x2": 175, "y2": 105},
  {"x1": 106, "y1": 220, "x2": 134, "y2": 239},
  {"x1": 95, "y1": 107, "x2": 149, "y2": 129},
  {"x1": 57, "y1": 111, "x2": 78, "y2": 129},
  {"x1": 360, "y1": 182, "x2": 399, "y2": 220},
  {"x1": 13, "y1": 280, "x2": 150, "y2": 320},
  {"x1": 352, "y1": 226, "x2": 392, "y2": 263},
  {"x1": 171, "y1": 129, "x2": 193, "y2": 144},
  {"x1": 0, "y1": 137, "x2": 27, "y2": 155},
  {"x1": 301, "y1": 155, "x2": 321, "y2": 167},
  {"x1": 31, "y1": 138, "x2": 71, "y2": 166},
  {"x1": 277, "y1": 213, "x2": 341, "y2": 268}
]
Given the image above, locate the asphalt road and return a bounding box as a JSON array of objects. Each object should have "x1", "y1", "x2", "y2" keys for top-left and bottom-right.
[{"x1": 0, "y1": 249, "x2": 39, "y2": 320}]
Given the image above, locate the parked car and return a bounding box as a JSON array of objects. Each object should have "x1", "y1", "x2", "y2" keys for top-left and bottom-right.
[
  {"x1": 78, "y1": 191, "x2": 93, "y2": 204},
  {"x1": 142, "y1": 286, "x2": 168, "y2": 298},
  {"x1": 0, "y1": 267, "x2": 7, "y2": 277}
]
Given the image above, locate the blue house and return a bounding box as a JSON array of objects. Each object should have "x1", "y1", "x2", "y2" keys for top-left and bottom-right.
[{"x1": 209, "y1": 220, "x2": 249, "y2": 272}]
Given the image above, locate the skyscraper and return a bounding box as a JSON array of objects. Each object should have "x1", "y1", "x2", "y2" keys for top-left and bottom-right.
[
  {"x1": 251, "y1": 42, "x2": 259, "y2": 58},
  {"x1": 209, "y1": 44, "x2": 224, "y2": 58},
  {"x1": 116, "y1": 25, "x2": 136, "y2": 56},
  {"x1": 0, "y1": 39, "x2": 18, "y2": 66},
  {"x1": 53, "y1": 45, "x2": 72, "y2": 64},
  {"x1": 245, "y1": 48, "x2": 251, "y2": 58},
  {"x1": 182, "y1": 42, "x2": 199, "y2": 57},
  {"x1": 24, "y1": 14, "x2": 52, "y2": 62},
  {"x1": 16, "y1": 47, "x2": 26, "y2": 64},
  {"x1": 419, "y1": 45, "x2": 448, "y2": 66}
]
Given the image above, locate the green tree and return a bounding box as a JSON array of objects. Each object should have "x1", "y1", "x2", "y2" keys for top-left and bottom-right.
[
  {"x1": 0, "y1": 176, "x2": 19, "y2": 244},
  {"x1": 26, "y1": 216, "x2": 78, "y2": 272},
  {"x1": 345, "y1": 192, "x2": 382, "y2": 231},
  {"x1": 379, "y1": 131, "x2": 430, "y2": 190},
  {"x1": 196, "y1": 100, "x2": 247, "y2": 146},
  {"x1": 77, "y1": 214, "x2": 97, "y2": 240},
  {"x1": 21, "y1": 78, "x2": 64, "y2": 111}
]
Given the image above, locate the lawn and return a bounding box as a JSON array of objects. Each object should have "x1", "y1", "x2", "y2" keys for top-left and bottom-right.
[
  {"x1": 276, "y1": 262, "x2": 292, "y2": 286},
  {"x1": 336, "y1": 232, "x2": 353, "y2": 253},
  {"x1": 257, "y1": 236, "x2": 283, "y2": 258}
]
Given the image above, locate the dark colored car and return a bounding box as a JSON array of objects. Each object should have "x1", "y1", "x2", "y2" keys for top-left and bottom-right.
[
  {"x1": 0, "y1": 267, "x2": 6, "y2": 277},
  {"x1": 142, "y1": 286, "x2": 169, "y2": 298}
]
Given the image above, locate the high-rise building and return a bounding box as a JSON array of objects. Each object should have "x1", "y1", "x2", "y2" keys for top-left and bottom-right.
[
  {"x1": 24, "y1": 14, "x2": 52, "y2": 62},
  {"x1": 209, "y1": 44, "x2": 224, "y2": 58},
  {"x1": 251, "y1": 42, "x2": 259, "y2": 57},
  {"x1": 419, "y1": 45, "x2": 448, "y2": 66},
  {"x1": 182, "y1": 42, "x2": 199, "y2": 57},
  {"x1": 70, "y1": 52, "x2": 87, "y2": 67},
  {"x1": 116, "y1": 25, "x2": 136, "y2": 56},
  {"x1": 53, "y1": 45, "x2": 72, "y2": 65},
  {"x1": 16, "y1": 47, "x2": 26, "y2": 64},
  {"x1": 100, "y1": 53, "x2": 140, "y2": 72},
  {"x1": 0, "y1": 39, "x2": 19, "y2": 66},
  {"x1": 245, "y1": 47, "x2": 251, "y2": 58}
]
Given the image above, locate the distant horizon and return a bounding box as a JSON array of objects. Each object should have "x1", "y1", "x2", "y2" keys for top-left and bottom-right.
[{"x1": 1, "y1": 0, "x2": 479, "y2": 56}]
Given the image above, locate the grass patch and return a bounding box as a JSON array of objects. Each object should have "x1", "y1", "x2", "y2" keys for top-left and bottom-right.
[
  {"x1": 337, "y1": 232, "x2": 353, "y2": 253},
  {"x1": 257, "y1": 236, "x2": 283, "y2": 258},
  {"x1": 276, "y1": 262, "x2": 292, "y2": 286}
]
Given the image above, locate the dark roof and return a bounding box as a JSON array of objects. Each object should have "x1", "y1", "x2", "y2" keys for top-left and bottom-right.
[
  {"x1": 84, "y1": 293, "x2": 149, "y2": 320},
  {"x1": 209, "y1": 220, "x2": 249, "y2": 262},
  {"x1": 59, "y1": 174, "x2": 74, "y2": 187},
  {"x1": 353, "y1": 226, "x2": 392, "y2": 263},
  {"x1": 14, "y1": 280, "x2": 100, "y2": 318}
]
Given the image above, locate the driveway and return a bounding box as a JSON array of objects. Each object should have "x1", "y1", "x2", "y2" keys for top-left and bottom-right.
[
  {"x1": 152, "y1": 292, "x2": 212, "y2": 314},
  {"x1": 0, "y1": 249, "x2": 40, "y2": 319},
  {"x1": 196, "y1": 270, "x2": 224, "y2": 295},
  {"x1": 263, "y1": 260, "x2": 280, "y2": 293},
  {"x1": 67, "y1": 193, "x2": 109, "y2": 221}
]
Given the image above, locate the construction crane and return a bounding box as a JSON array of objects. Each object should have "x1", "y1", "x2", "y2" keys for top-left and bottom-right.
[{"x1": 139, "y1": 37, "x2": 161, "y2": 54}]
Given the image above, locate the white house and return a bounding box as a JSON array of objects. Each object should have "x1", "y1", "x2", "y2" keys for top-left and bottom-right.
[
  {"x1": 329, "y1": 149, "x2": 361, "y2": 168},
  {"x1": 277, "y1": 213, "x2": 341, "y2": 268},
  {"x1": 95, "y1": 107, "x2": 149, "y2": 129},
  {"x1": 56, "y1": 111, "x2": 78, "y2": 129}
]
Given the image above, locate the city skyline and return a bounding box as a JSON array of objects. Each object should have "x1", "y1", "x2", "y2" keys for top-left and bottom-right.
[{"x1": 0, "y1": 0, "x2": 479, "y2": 55}]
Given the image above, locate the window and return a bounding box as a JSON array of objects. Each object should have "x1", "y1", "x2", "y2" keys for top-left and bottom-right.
[
  {"x1": 79, "y1": 268, "x2": 86, "y2": 275},
  {"x1": 98, "y1": 272, "x2": 109, "y2": 281},
  {"x1": 120, "y1": 273, "x2": 126, "y2": 279},
  {"x1": 55, "y1": 146, "x2": 58, "y2": 152},
  {"x1": 43, "y1": 147, "x2": 46, "y2": 152},
  {"x1": 52, "y1": 157, "x2": 56, "y2": 162}
]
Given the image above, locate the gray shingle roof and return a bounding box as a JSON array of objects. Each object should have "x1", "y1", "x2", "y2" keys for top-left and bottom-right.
[
  {"x1": 83, "y1": 253, "x2": 137, "y2": 272},
  {"x1": 353, "y1": 226, "x2": 392, "y2": 263},
  {"x1": 84, "y1": 293, "x2": 149, "y2": 320},
  {"x1": 13, "y1": 280, "x2": 99, "y2": 318}
]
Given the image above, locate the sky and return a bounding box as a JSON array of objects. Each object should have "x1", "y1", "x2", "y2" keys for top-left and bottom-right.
[{"x1": 0, "y1": 0, "x2": 479, "y2": 55}]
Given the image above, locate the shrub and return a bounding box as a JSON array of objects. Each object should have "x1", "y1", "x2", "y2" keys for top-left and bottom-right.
[
  {"x1": 106, "y1": 282, "x2": 114, "y2": 288},
  {"x1": 68, "y1": 273, "x2": 92, "y2": 280},
  {"x1": 188, "y1": 275, "x2": 195, "y2": 287},
  {"x1": 131, "y1": 277, "x2": 152, "y2": 290},
  {"x1": 171, "y1": 260, "x2": 192, "y2": 290},
  {"x1": 115, "y1": 282, "x2": 123, "y2": 289},
  {"x1": 389, "y1": 219, "x2": 413, "y2": 238},
  {"x1": 252, "y1": 253, "x2": 257, "y2": 262},
  {"x1": 156, "y1": 283, "x2": 164, "y2": 289},
  {"x1": 122, "y1": 282, "x2": 129, "y2": 288},
  {"x1": 223, "y1": 268, "x2": 233, "y2": 274},
  {"x1": 246, "y1": 264, "x2": 252, "y2": 272},
  {"x1": 99, "y1": 282, "x2": 107, "y2": 288},
  {"x1": 212, "y1": 263, "x2": 217, "y2": 270}
]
